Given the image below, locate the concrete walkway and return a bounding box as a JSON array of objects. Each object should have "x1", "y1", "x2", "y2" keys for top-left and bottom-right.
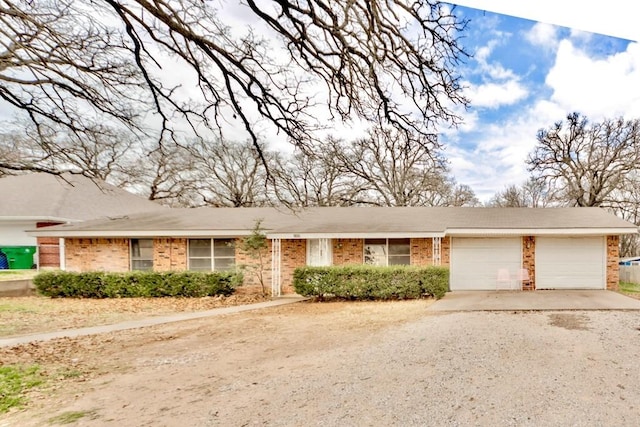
[
  {"x1": 0, "y1": 296, "x2": 308, "y2": 348},
  {"x1": 428, "y1": 290, "x2": 640, "y2": 312}
]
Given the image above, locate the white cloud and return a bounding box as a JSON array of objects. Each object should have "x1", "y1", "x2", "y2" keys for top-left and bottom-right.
[
  {"x1": 546, "y1": 40, "x2": 640, "y2": 119},
  {"x1": 525, "y1": 22, "x2": 559, "y2": 49},
  {"x1": 464, "y1": 80, "x2": 528, "y2": 108}
]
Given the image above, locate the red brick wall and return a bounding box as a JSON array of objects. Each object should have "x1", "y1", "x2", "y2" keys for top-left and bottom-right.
[
  {"x1": 280, "y1": 239, "x2": 306, "y2": 294},
  {"x1": 36, "y1": 222, "x2": 63, "y2": 268},
  {"x1": 607, "y1": 235, "x2": 620, "y2": 290},
  {"x1": 65, "y1": 238, "x2": 129, "y2": 272},
  {"x1": 522, "y1": 236, "x2": 535, "y2": 291},
  {"x1": 441, "y1": 237, "x2": 450, "y2": 267},
  {"x1": 154, "y1": 238, "x2": 187, "y2": 271},
  {"x1": 235, "y1": 238, "x2": 273, "y2": 295},
  {"x1": 332, "y1": 239, "x2": 364, "y2": 265},
  {"x1": 410, "y1": 238, "x2": 433, "y2": 266}
]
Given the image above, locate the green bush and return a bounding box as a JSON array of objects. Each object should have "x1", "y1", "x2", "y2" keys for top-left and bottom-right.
[
  {"x1": 293, "y1": 265, "x2": 449, "y2": 300},
  {"x1": 34, "y1": 271, "x2": 242, "y2": 298}
]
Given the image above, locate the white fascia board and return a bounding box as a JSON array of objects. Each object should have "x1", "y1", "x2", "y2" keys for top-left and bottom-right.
[
  {"x1": 266, "y1": 232, "x2": 445, "y2": 239},
  {"x1": 28, "y1": 229, "x2": 252, "y2": 238},
  {"x1": 0, "y1": 216, "x2": 78, "y2": 223},
  {"x1": 445, "y1": 228, "x2": 638, "y2": 237}
]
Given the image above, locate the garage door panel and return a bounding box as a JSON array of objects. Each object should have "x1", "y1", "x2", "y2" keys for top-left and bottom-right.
[
  {"x1": 450, "y1": 237, "x2": 521, "y2": 291},
  {"x1": 535, "y1": 237, "x2": 605, "y2": 289}
]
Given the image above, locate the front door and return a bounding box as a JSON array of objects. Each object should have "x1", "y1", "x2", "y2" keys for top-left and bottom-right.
[{"x1": 307, "y1": 239, "x2": 332, "y2": 266}]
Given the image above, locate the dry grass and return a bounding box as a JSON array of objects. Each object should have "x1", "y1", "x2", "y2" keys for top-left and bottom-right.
[
  {"x1": 0, "y1": 270, "x2": 38, "y2": 281},
  {"x1": 0, "y1": 294, "x2": 268, "y2": 337}
]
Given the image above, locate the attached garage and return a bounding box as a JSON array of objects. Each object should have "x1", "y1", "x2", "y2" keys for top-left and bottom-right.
[
  {"x1": 450, "y1": 237, "x2": 522, "y2": 290},
  {"x1": 535, "y1": 236, "x2": 606, "y2": 289}
]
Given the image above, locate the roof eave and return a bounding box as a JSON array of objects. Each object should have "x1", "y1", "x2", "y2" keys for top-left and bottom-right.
[
  {"x1": 28, "y1": 229, "x2": 254, "y2": 238},
  {"x1": 445, "y1": 227, "x2": 638, "y2": 236}
]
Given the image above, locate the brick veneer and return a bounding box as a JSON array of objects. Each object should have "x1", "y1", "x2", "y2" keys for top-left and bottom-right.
[
  {"x1": 410, "y1": 238, "x2": 433, "y2": 266},
  {"x1": 522, "y1": 236, "x2": 535, "y2": 290},
  {"x1": 441, "y1": 237, "x2": 450, "y2": 267},
  {"x1": 65, "y1": 238, "x2": 129, "y2": 272},
  {"x1": 235, "y1": 238, "x2": 273, "y2": 294},
  {"x1": 36, "y1": 222, "x2": 63, "y2": 268},
  {"x1": 280, "y1": 239, "x2": 306, "y2": 294},
  {"x1": 153, "y1": 238, "x2": 187, "y2": 271},
  {"x1": 332, "y1": 239, "x2": 364, "y2": 265},
  {"x1": 606, "y1": 235, "x2": 620, "y2": 290}
]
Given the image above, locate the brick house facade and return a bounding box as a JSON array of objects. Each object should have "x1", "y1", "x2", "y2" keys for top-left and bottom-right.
[{"x1": 62, "y1": 234, "x2": 622, "y2": 294}]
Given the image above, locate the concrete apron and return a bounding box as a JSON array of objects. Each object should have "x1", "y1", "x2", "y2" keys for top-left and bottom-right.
[{"x1": 428, "y1": 290, "x2": 640, "y2": 312}]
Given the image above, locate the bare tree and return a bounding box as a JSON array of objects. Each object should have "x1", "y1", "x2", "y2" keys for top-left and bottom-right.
[
  {"x1": 136, "y1": 143, "x2": 200, "y2": 207},
  {"x1": 1, "y1": 0, "x2": 469, "y2": 175},
  {"x1": 329, "y1": 127, "x2": 469, "y2": 206},
  {"x1": 187, "y1": 138, "x2": 271, "y2": 207},
  {"x1": 270, "y1": 147, "x2": 365, "y2": 207},
  {"x1": 489, "y1": 178, "x2": 550, "y2": 208},
  {"x1": 528, "y1": 113, "x2": 640, "y2": 207}
]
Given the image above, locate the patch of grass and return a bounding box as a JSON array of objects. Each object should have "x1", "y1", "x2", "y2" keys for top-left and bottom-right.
[
  {"x1": 0, "y1": 365, "x2": 43, "y2": 413},
  {"x1": 48, "y1": 410, "x2": 98, "y2": 425},
  {"x1": 620, "y1": 282, "x2": 640, "y2": 293},
  {"x1": 0, "y1": 270, "x2": 38, "y2": 281}
]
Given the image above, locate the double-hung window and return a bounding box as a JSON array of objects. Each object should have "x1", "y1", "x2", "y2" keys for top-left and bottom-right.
[
  {"x1": 131, "y1": 238, "x2": 154, "y2": 271},
  {"x1": 364, "y1": 238, "x2": 410, "y2": 266},
  {"x1": 188, "y1": 239, "x2": 235, "y2": 271}
]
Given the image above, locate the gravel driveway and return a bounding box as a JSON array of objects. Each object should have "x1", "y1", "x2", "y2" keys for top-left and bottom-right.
[{"x1": 3, "y1": 302, "x2": 640, "y2": 426}]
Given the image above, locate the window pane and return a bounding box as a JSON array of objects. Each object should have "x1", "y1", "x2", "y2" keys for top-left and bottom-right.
[
  {"x1": 214, "y1": 239, "x2": 235, "y2": 257},
  {"x1": 131, "y1": 239, "x2": 153, "y2": 271},
  {"x1": 189, "y1": 258, "x2": 212, "y2": 271},
  {"x1": 388, "y1": 255, "x2": 411, "y2": 265},
  {"x1": 189, "y1": 239, "x2": 211, "y2": 257},
  {"x1": 389, "y1": 238, "x2": 410, "y2": 255},
  {"x1": 364, "y1": 242, "x2": 386, "y2": 266},
  {"x1": 132, "y1": 259, "x2": 154, "y2": 271},
  {"x1": 214, "y1": 257, "x2": 235, "y2": 271}
]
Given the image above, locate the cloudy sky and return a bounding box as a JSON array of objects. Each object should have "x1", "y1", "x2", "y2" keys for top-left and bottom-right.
[{"x1": 445, "y1": 2, "x2": 639, "y2": 201}]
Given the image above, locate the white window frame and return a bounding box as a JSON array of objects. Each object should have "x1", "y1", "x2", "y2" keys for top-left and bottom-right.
[
  {"x1": 363, "y1": 238, "x2": 411, "y2": 266},
  {"x1": 306, "y1": 238, "x2": 332, "y2": 266},
  {"x1": 188, "y1": 238, "x2": 236, "y2": 271}
]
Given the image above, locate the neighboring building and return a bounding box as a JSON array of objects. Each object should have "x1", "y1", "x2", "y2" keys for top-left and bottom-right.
[
  {"x1": 0, "y1": 173, "x2": 165, "y2": 268},
  {"x1": 30, "y1": 207, "x2": 637, "y2": 295}
]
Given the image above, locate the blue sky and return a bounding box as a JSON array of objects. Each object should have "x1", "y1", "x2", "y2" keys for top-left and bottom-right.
[{"x1": 444, "y1": 3, "x2": 639, "y2": 201}]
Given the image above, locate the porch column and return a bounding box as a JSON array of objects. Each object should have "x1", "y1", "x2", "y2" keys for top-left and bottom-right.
[
  {"x1": 432, "y1": 237, "x2": 441, "y2": 266},
  {"x1": 271, "y1": 238, "x2": 282, "y2": 297}
]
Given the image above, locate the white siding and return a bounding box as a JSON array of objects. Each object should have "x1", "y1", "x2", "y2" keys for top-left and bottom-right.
[
  {"x1": 0, "y1": 221, "x2": 38, "y2": 246},
  {"x1": 450, "y1": 237, "x2": 522, "y2": 290},
  {"x1": 535, "y1": 237, "x2": 605, "y2": 289}
]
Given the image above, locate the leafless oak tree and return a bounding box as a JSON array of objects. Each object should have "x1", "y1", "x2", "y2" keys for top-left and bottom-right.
[
  {"x1": 187, "y1": 138, "x2": 271, "y2": 207},
  {"x1": 528, "y1": 113, "x2": 640, "y2": 207},
  {"x1": 327, "y1": 127, "x2": 477, "y2": 206},
  {"x1": 488, "y1": 178, "x2": 549, "y2": 208},
  {"x1": 1, "y1": 0, "x2": 469, "y2": 174}
]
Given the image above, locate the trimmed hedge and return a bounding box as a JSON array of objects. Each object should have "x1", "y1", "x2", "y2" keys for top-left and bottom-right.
[
  {"x1": 34, "y1": 271, "x2": 243, "y2": 298},
  {"x1": 293, "y1": 265, "x2": 449, "y2": 300}
]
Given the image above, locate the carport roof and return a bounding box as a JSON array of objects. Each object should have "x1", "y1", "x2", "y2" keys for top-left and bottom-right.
[{"x1": 28, "y1": 206, "x2": 638, "y2": 238}]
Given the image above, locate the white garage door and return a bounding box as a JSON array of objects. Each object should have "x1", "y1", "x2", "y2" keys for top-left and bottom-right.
[
  {"x1": 450, "y1": 237, "x2": 522, "y2": 290},
  {"x1": 535, "y1": 237, "x2": 605, "y2": 289}
]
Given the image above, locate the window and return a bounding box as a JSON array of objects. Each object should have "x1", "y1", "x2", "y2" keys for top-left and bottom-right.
[
  {"x1": 364, "y1": 238, "x2": 410, "y2": 266},
  {"x1": 131, "y1": 239, "x2": 154, "y2": 271},
  {"x1": 188, "y1": 239, "x2": 235, "y2": 271}
]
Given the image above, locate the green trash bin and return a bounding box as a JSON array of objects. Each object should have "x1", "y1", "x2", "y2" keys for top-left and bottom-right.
[{"x1": 2, "y1": 246, "x2": 37, "y2": 269}]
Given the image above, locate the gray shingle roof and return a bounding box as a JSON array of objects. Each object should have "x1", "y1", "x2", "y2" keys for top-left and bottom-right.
[
  {"x1": 29, "y1": 206, "x2": 638, "y2": 237},
  {"x1": 0, "y1": 173, "x2": 165, "y2": 221}
]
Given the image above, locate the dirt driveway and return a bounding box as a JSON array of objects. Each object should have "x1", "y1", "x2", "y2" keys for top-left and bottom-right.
[{"x1": 2, "y1": 300, "x2": 640, "y2": 426}]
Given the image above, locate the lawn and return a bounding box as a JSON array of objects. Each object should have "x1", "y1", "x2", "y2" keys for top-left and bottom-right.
[
  {"x1": 619, "y1": 281, "x2": 640, "y2": 297},
  {"x1": 0, "y1": 270, "x2": 38, "y2": 281}
]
